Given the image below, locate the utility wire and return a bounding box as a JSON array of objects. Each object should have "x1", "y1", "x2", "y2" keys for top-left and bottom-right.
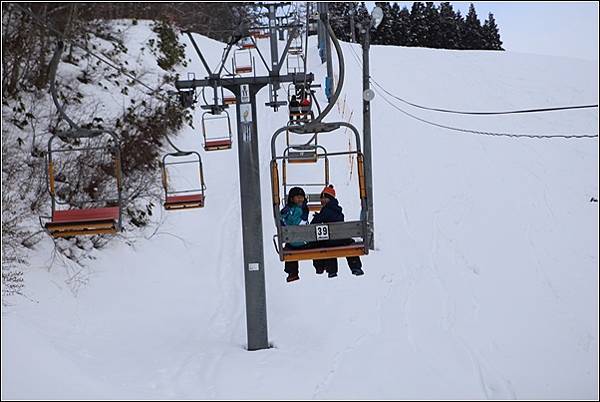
[
  {"x1": 373, "y1": 85, "x2": 598, "y2": 139},
  {"x1": 343, "y1": 34, "x2": 598, "y2": 116},
  {"x1": 347, "y1": 44, "x2": 598, "y2": 139},
  {"x1": 370, "y1": 79, "x2": 598, "y2": 115}
]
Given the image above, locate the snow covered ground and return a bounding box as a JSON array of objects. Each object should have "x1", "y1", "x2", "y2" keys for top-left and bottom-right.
[{"x1": 2, "y1": 21, "x2": 598, "y2": 399}]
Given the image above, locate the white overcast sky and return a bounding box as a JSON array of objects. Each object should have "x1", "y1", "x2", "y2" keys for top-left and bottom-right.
[{"x1": 378, "y1": 2, "x2": 599, "y2": 61}]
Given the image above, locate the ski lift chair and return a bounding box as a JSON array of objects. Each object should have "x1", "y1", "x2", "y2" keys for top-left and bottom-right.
[
  {"x1": 42, "y1": 130, "x2": 122, "y2": 238},
  {"x1": 286, "y1": 53, "x2": 305, "y2": 75},
  {"x1": 201, "y1": 110, "x2": 233, "y2": 151},
  {"x1": 287, "y1": 83, "x2": 314, "y2": 124},
  {"x1": 233, "y1": 48, "x2": 254, "y2": 75},
  {"x1": 162, "y1": 151, "x2": 206, "y2": 210},
  {"x1": 239, "y1": 36, "x2": 256, "y2": 50},
  {"x1": 270, "y1": 122, "x2": 371, "y2": 262},
  {"x1": 288, "y1": 35, "x2": 303, "y2": 55}
]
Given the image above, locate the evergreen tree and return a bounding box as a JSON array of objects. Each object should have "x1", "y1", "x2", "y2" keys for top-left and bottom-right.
[
  {"x1": 394, "y1": 6, "x2": 411, "y2": 46},
  {"x1": 454, "y1": 9, "x2": 465, "y2": 49},
  {"x1": 355, "y1": 2, "x2": 370, "y2": 45},
  {"x1": 482, "y1": 12, "x2": 504, "y2": 50},
  {"x1": 423, "y1": 2, "x2": 440, "y2": 48},
  {"x1": 463, "y1": 3, "x2": 484, "y2": 49},
  {"x1": 328, "y1": 2, "x2": 355, "y2": 42},
  {"x1": 409, "y1": 2, "x2": 427, "y2": 47},
  {"x1": 438, "y1": 2, "x2": 460, "y2": 49}
]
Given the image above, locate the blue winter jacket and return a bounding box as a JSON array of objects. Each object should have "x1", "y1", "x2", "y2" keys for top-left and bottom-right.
[{"x1": 281, "y1": 201, "x2": 310, "y2": 248}]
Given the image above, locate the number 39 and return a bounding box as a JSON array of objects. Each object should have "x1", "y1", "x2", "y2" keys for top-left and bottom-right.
[{"x1": 316, "y1": 225, "x2": 329, "y2": 240}]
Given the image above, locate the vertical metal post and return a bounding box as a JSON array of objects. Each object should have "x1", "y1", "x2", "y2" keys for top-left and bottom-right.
[
  {"x1": 269, "y1": 5, "x2": 280, "y2": 93},
  {"x1": 362, "y1": 26, "x2": 375, "y2": 250},
  {"x1": 317, "y1": 2, "x2": 326, "y2": 63},
  {"x1": 350, "y1": 5, "x2": 356, "y2": 43},
  {"x1": 324, "y1": 2, "x2": 334, "y2": 102},
  {"x1": 235, "y1": 83, "x2": 269, "y2": 351}
]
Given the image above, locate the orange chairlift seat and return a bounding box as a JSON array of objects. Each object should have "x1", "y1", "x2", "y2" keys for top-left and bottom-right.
[
  {"x1": 162, "y1": 150, "x2": 206, "y2": 210},
  {"x1": 201, "y1": 110, "x2": 233, "y2": 151},
  {"x1": 42, "y1": 130, "x2": 123, "y2": 238},
  {"x1": 270, "y1": 122, "x2": 371, "y2": 262}
]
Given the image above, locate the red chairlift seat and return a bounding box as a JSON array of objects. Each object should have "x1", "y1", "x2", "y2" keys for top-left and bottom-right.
[
  {"x1": 204, "y1": 138, "x2": 232, "y2": 151},
  {"x1": 223, "y1": 96, "x2": 237, "y2": 105},
  {"x1": 235, "y1": 66, "x2": 253, "y2": 74},
  {"x1": 164, "y1": 194, "x2": 205, "y2": 210},
  {"x1": 45, "y1": 206, "x2": 120, "y2": 237}
]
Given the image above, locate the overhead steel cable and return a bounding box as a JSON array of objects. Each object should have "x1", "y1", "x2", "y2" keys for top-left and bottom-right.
[
  {"x1": 346, "y1": 44, "x2": 597, "y2": 139},
  {"x1": 344, "y1": 36, "x2": 598, "y2": 116},
  {"x1": 372, "y1": 85, "x2": 598, "y2": 139},
  {"x1": 370, "y1": 79, "x2": 598, "y2": 115}
]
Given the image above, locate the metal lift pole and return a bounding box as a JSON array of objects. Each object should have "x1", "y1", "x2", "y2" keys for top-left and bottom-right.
[
  {"x1": 177, "y1": 72, "x2": 313, "y2": 351},
  {"x1": 323, "y1": 2, "x2": 334, "y2": 102},
  {"x1": 234, "y1": 82, "x2": 269, "y2": 351},
  {"x1": 317, "y1": 2, "x2": 326, "y2": 63},
  {"x1": 268, "y1": 4, "x2": 280, "y2": 93},
  {"x1": 361, "y1": 15, "x2": 378, "y2": 251}
]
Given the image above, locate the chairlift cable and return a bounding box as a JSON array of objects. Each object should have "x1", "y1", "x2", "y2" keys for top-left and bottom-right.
[
  {"x1": 372, "y1": 85, "x2": 599, "y2": 139},
  {"x1": 370, "y1": 79, "x2": 598, "y2": 115},
  {"x1": 347, "y1": 45, "x2": 597, "y2": 139}
]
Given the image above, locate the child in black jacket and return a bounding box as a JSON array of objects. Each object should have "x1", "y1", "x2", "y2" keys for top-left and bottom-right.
[{"x1": 311, "y1": 185, "x2": 364, "y2": 278}]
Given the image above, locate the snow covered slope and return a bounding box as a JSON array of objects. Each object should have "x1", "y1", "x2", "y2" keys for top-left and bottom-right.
[{"x1": 2, "y1": 22, "x2": 598, "y2": 399}]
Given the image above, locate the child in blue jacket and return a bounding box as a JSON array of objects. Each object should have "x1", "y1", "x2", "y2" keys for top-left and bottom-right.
[{"x1": 281, "y1": 187, "x2": 309, "y2": 282}]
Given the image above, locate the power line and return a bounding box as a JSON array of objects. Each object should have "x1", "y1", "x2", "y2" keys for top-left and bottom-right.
[
  {"x1": 370, "y1": 79, "x2": 598, "y2": 115},
  {"x1": 373, "y1": 85, "x2": 598, "y2": 139},
  {"x1": 346, "y1": 44, "x2": 598, "y2": 139}
]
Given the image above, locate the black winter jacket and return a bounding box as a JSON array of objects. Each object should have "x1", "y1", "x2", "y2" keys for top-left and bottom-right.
[{"x1": 311, "y1": 198, "x2": 344, "y2": 224}]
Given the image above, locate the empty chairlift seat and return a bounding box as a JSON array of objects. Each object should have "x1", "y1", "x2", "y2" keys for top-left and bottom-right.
[
  {"x1": 202, "y1": 111, "x2": 233, "y2": 151},
  {"x1": 233, "y1": 49, "x2": 253, "y2": 75},
  {"x1": 42, "y1": 129, "x2": 123, "y2": 238},
  {"x1": 164, "y1": 194, "x2": 205, "y2": 210},
  {"x1": 162, "y1": 151, "x2": 206, "y2": 211},
  {"x1": 223, "y1": 95, "x2": 237, "y2": 105},
  {"x1": 45, "y1": 206, "x2": 120, "y2": 237}
]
